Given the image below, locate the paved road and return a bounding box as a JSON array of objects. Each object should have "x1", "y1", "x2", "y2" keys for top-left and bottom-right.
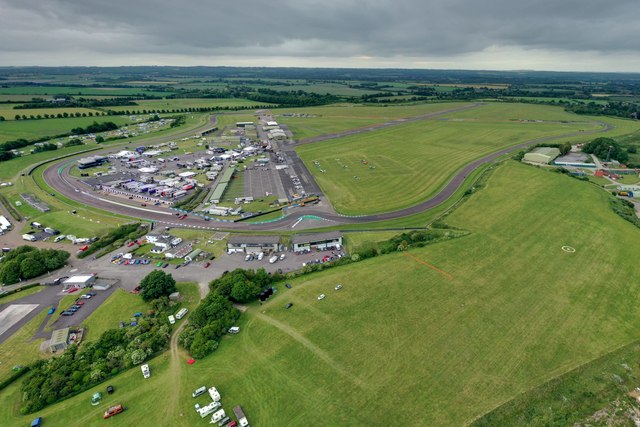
[{"x1": 41, "y1": 107, "x2": 615, "y2": 230}]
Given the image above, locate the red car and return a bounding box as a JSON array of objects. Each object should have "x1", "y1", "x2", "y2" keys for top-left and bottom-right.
[
  {"x1": 127, "y1": 241, "x2": 135, "y2": 247},
  {"x1": 67, "y1": 287, "x2": 79, "y2": 293},
  {"x1": 103, "y1": 404, "x2": 126, "y2": 419},
  {"x1": 79, "y1": 245, "x2": 89, "y2": 251},
  {"x1": 179, "y1": 214, "x2": 187, "y2": 220},
  {"x1": 75, "y1": 300, "x2": 85, "y2": 305},
  {"x1": 204, "y1": 262, "x2": 210, "y2": 268}
]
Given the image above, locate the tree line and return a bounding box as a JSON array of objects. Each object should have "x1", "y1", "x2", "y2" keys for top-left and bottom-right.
[{"x1": 0, "y1": 246, "x2": 69, "y2": 285}]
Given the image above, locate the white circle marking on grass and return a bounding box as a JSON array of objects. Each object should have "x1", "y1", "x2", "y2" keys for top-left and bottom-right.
[{"x1": 561, "y1": 246, "x2": 576, "y2": 253}]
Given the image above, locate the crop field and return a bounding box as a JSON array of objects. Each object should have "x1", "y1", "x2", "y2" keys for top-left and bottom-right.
[
  {"x1": 0, "y1": 105, "x2": 103, "y2": 121},
  {"x1": 107, "y1": 98, "x2": 271, "y2": 112},
  {"x1": 297, "y1": 104, "x2": 601, "y2": 215},
  {"x1": 276, "y1": 102, "x2": 472, "y2": 140},
  {"x1": 4, "y1": 161, "x2": 640, "y2": 426},
  {"x1": 0, "y1": 115, "x2": 131, "y2": 143}
]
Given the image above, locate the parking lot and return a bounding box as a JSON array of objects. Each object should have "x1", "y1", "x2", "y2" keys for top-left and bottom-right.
[
  {"x1": 243, "y1": 165, "x2": 285, "y2": 199},
  {"x1": 48, "y1": 285, "x2": 117, "y2": 331}
]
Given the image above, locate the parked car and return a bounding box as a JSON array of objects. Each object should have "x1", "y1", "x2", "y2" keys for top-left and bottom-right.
[
  {"x1": 60, "y1": 311, "x2": 74, "y2": 316},
  {"x1": 318, "y1": 294, "x2": 326, "y2": 300},
  {"x1": 204, "y1": 262, "x2": 210, "y2": 268},
  {"x1": 192, "y1": 386, "x2": 206, "y2": 398},
  {"x1": 162, "y1": 263, "x2": 169, "y2": 268},
  {"x1": 87, "y1": 292, "x2": 96, "y2": 296},
  {"x1": 335, "y1": 284, "x2": 343, "y2": 290},
  {"x1": 47, "y1": 307, "x2": 55, "y2": 315},
  {"x1": 285, "y1": 303, "x2": 293, "y2": 309},
  {"x1": 285, "y1": 283, "x2": 292, "y2": 289},
  {"x1": 106, "y1": 385, "x2": 114, "y2": 394},
  {"x1": 279, "y1": 253, "x2": 286, "y2": 260}
]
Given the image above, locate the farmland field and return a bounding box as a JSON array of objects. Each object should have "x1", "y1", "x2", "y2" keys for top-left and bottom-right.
[
  {"x1": 297, "y1": 103, "x2": 602, "y2": 215},
  {"x1": 0, "y1": 105, "x2": 103, "y2": 121},
  {"x1": 4, "y1": 162, "x2": 640, "y2": 425},
  {"x1": 0, "y1": 86, "x2": 166, "y2": 97},
  {"x1": 107, "y1": 98, "x2": 271, "y2": 112},
  {"x1": 0, "y1": 115, "x2": 131, "y2": 143}
]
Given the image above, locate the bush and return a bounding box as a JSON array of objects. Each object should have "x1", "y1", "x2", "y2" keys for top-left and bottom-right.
[
  {"x1": 78, "y1": 223, "x2": 145, "y2": 258},
  {"x1": 209, "y1": 268, "x2": 283, "y2": 303}
]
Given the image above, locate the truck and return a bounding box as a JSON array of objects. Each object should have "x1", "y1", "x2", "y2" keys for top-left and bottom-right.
[
  {"x1": 233, "y1": 406, "x2": 249, "y2": 427},
  {"x1": 22, "y1": 234, "x2": 36, "y2": 242},
  {"x1": 103, "y1": 404, "x2": 126, "y2": 419},
  {"x1": 197, "y1": 401, "x2": 222, "y2": 418},
  {"x1": 210, "y1": 409, "x2": 226, "y2": 424},
  {"x1": 175, "y1": 308, "x2": 188, "y2": 320},
  {"x1": 269, "y1": 255, "x2": 278, "y2": 264}
]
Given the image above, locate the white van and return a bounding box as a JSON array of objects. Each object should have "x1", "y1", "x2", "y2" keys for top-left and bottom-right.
[
  {"x1": 269, "y1": 256, "x2": 278, "y2": 264},
  {"x1": 175, "y1": 308, "x2": 188, "y2": 320},
  {"x1": 168, "y1": 315, "x2": 176, "y2": 325},
  {"x1": 228, "y1": 326, "x2": 240, "y2": 334}
]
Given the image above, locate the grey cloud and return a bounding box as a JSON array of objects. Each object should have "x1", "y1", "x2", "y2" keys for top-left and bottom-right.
[{"x1": 1, "y1": 0, "x2": 639, "y2": 69}]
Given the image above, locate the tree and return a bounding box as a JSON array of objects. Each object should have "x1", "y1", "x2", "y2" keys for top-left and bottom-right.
[
  {"x1": 95, "y1": 136, "x2": 105, "y2": 143},
  {"x1": 189, "y1": 333, "x2": 218, "y2": 359},
  {"x1": 20, "y1": 257, "x2": 46, "y2": 279},
  {"x1": 582, "y1": 137, "x2": 629, "y2": 163},
  {"x1": 0, "y1": 259, "x2": 21, "y2": 284},
  {"x1": 139, "y1": 270, "x2": 177, "y2": 302}
]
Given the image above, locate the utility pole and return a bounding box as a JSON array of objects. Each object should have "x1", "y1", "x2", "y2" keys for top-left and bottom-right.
[{"x1": 606, "y1": 145, "x2": 613, "y2": 163}]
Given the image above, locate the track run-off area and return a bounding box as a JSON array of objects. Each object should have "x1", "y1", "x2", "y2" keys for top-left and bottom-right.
[{"x1": 41, "y1": 103, "x2": 614, "y2": 231}]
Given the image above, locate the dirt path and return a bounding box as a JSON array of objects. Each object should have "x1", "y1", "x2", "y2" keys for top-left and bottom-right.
[
  {"x1": 197, "y1": 282, "x2": 209, "y2": 299},
  {"x1": 254, "y1": 311, "x2": 367, "y2": 389},
  {"x1": 167, "y1": 317, "x2": 189, "y2": 418}
]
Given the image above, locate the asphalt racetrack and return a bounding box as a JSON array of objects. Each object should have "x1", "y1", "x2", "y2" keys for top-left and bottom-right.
[{"x1": 42, "y1": 107, "x2": 613, "y2": 231}]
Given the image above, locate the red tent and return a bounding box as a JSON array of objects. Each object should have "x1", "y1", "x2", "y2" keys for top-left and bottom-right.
[{"x1": 187, "y1": 359, "x2": 196, "y2": 365}]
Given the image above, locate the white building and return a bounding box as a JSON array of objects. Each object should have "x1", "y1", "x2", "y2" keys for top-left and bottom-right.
[
  {"x1": 146, "y1": 234, "x2": 182, "y2": 253},
  {"x1": 292, "y1": 231, "x2": 343, "y2": 252},
  {"x1": 62, "y1": 274, "x2": 96, "y2": 290}
]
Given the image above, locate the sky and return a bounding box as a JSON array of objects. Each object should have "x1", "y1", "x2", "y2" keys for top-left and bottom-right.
[{"x1": 1, "y1": 0, "x2": 639, "y2": 72}]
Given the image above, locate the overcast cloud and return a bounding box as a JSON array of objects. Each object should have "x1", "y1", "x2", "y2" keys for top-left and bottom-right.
[{"x1": 1, "y1": 0, "x2": 639, "y2": 71}]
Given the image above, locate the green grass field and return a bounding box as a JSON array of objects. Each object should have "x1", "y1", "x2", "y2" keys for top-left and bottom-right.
[
  {"x1": 4, "y1": 161, "x2": 640, "y2": 425},
  {"x1": 276, "y1": 102, "x2": 472, "y2": 140},
  {"x1": 297, "y1": 104, "x2": 600, "y2": 215},
  {"x1": 0, "y1": 115, "x2": 131, "y2": 143},
  {"x1": 0, "y1": 307, "x2": 51, "y2": 382}
]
